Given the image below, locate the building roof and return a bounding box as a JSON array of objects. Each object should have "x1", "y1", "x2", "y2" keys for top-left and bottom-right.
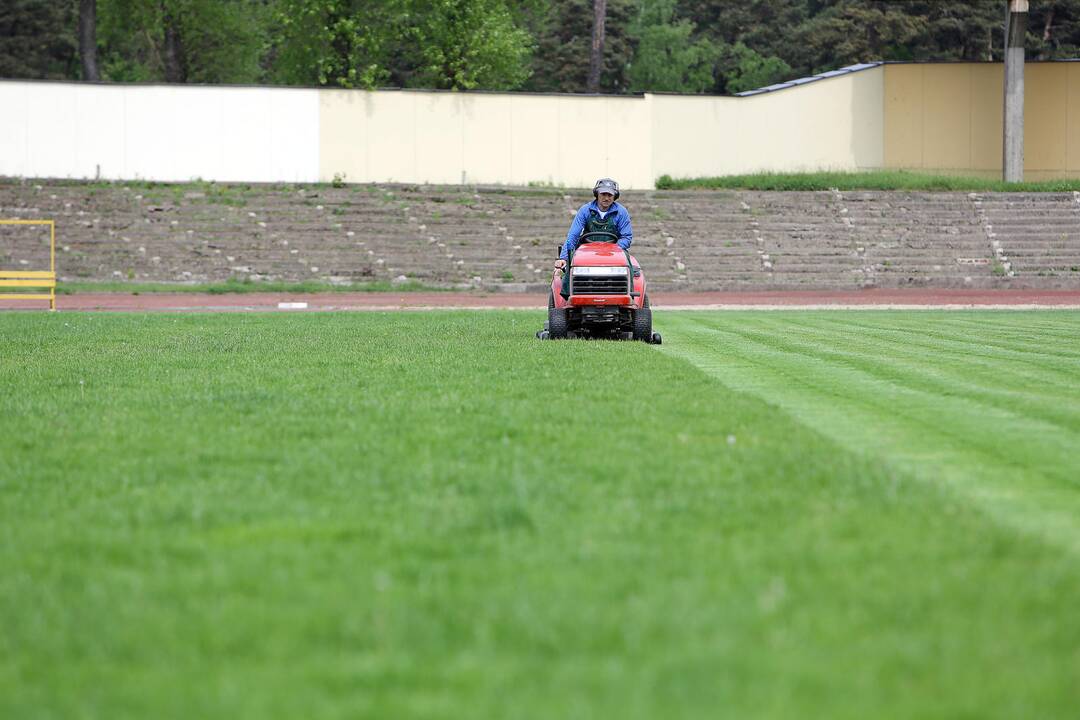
[{"x1": 734, "y1": 62, "x2": 883, "y2": 97}]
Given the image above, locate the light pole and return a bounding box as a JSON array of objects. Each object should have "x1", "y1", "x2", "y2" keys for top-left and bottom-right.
[{"x1": 1003, "y1": 0, "x2": 1028, "y2": 183}]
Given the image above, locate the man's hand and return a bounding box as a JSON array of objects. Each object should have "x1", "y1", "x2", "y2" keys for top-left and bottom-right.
[{"x1": 554, "y1": 259, "x2": 566, "y2": 271}]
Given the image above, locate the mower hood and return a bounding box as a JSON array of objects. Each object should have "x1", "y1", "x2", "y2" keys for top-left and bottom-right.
[{"x1": 572, "y1": 243, "x2": 638, "y2": 268}]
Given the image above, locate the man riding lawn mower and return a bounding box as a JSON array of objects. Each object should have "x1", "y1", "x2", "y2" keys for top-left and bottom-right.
[{"x1": 537, "y1": 178, "x2": 661, "y2": 343}]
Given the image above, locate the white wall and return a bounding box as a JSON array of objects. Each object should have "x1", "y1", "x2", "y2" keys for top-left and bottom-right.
[
  {"x1": 1, "y1": 73, "x2": 885, "y2": 188},
  {"x1": 0, "y1": 81, "x2": 320, "y2": 183},
  {"x1": 319, "y1": 90, "x2": 654, "y2": 188}
]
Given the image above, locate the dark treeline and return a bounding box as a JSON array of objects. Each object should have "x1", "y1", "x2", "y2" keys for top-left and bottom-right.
[{"x1": 3, "y1": 1, "x2": 1080, "y2": 94}]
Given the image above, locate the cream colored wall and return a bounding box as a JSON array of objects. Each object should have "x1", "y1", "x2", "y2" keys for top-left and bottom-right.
[
  {"x1": 1026, "y1": 63, "x2": 1068, "y2": 175},
  {"x1": 578, "y1": 68, "x2": 887, "y2": 182},
  {"x1": 884, "y1": 63, "x2": 1080, "y2": 180},
  {"x1": 970, "y1": 64, "x2": 1003, "y2": 172},
  {"x1": 649, "y1": 68, "x2": 884, "y2": 178},
  {"x1": 734, "y1": 66, "x2": 884, "y2": 174},
  {"x1": 319, "y1": 90, "x2": 654, "y2": 188},
  {"x1": 648, "y1": 94, "x2": 738, "y2": 179},
  {"x1": 321, "y1": 69, "x2": 885, "y2": 189},
  {"x1": 1068, "y1": 63, "x2": 1080, "y2": 173}
]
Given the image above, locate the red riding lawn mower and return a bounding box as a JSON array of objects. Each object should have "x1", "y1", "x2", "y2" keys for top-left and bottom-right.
[{"x1": 537, "y1": 231, "x2": 662, "y2": 343}]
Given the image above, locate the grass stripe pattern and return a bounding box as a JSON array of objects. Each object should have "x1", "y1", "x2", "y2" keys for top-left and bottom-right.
[
  {"x1": 1, "y1": 310, "x2": 1078, "y2": 718},
  {"x1": 661, "y1": 311, "x2": 1080, "y2": 555}
]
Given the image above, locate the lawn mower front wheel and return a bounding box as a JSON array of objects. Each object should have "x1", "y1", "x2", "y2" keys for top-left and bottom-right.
[
  {"x1": 632, "y1": 295, "x2": 652, "y2": 342},
  {"x1": 548, "y1": 292, "x2": 568, "y2": 339}
]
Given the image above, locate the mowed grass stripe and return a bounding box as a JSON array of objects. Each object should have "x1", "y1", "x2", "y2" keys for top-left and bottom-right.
[
  {"x1": 814, "y1": 312, "x2": 1080, "y2": 366},
  {"x1": 3, "y1": 311, "x2": 1080, "y2": 718},
  {"x1": 746, "y1": 314, "x2": 1080, "y2": 434},
  {"x1": 807, "y1": 314, "x2": 1080, "y2": 395},
  {"x1": 936, "y1": 314, "x2": 1080, "y2": 346},
  {"x1": 661, "y1": 311, "x2": 1080, "y2": 555},
  {"x1": 807, "y1": 314, "x2": 1080, "y2": 382},
  {"x1": 834, "y1": 316, "x2": 1080, "y2": 367},
  {"x1": 674, "y1": 312, "x2": 1080, "y2": 454}
]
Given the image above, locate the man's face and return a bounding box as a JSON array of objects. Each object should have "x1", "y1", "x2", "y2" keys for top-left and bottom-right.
[{"x1": 596, "y1": 192, "x2": 614, "y2": 210}]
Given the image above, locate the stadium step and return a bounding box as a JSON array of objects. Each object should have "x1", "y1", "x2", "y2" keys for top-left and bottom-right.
[{"x1": 2, "y1": 183, "x2": 1079, "y2": 291}]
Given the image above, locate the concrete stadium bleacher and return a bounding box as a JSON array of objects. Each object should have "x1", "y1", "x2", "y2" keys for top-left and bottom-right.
[{"x1": 2, "y1": 181, "x2": 1079, "y2": 291}]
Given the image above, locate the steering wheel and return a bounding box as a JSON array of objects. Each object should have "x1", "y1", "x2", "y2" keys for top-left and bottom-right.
[{"x1": 579, "y1": 231, "x2": 619, "y2": 244}]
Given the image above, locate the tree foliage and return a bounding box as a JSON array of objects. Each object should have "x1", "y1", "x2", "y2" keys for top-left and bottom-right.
[
  {"x1": 0, "y1": 0, "x2": 78, "y2": 80},
  {"x1": 95, "y1": 0, "x2": 267, "y2": 83},
  {"x1": 522, "y1": 0, "x2": 634, "y2": 93},
  {"x1": 789, "y1": 1, "x2": 929, "y2": 72},
  {"x1": 1028, "y1": 0, "x2": 1080, "y2": 59},
  {"x1": 4, "y1": 1, "x2": 1080, "y2": 94},
  {"x1": 722, "y1": 42, "x2": 792, "y2": 94},
  {"x1": 272, "y1": 0, "x2": 406, "y2": 88},
  {"x1": 409, "y1": 0, "x2": 533, "y2": 89},
  {"x1": 627, "y1": 0, "x2": 719, "y2": 93},
  {"x1": 273, "y1": 0, "x2": 531, "y2": 90}
]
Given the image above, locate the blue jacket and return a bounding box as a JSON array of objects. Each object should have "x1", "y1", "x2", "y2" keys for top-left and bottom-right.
[{"x1": 560, "y1": 201, "x2": 633, "y2": 260}]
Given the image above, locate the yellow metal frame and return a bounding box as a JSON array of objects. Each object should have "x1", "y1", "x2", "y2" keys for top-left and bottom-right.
[{"x1": 0, "y1": 220, "x2": 56, "y2": 311}]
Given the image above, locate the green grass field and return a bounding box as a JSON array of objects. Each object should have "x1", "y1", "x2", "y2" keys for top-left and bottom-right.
[{"x1": 2, "y1": 310, "x2": 1079, "y2": 719}]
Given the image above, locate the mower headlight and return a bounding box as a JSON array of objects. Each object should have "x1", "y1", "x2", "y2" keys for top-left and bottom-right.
[{"x1": 571, "y1": 266, "x2": 629, "y2": 276}]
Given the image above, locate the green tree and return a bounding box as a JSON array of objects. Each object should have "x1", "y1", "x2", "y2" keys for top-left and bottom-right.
[
  {"x1": 0, "y1": 0, "x2": 78, "y2": 80},
  {"x1": 661, "y1": 0, "x2": 819, "y2": 91},
  {"x1": 272, "y1": 0, "x2": 531, "y2": 90},
  {"x1": 676, "y1": 0, "x2": 807, "y2": 46},
  {"x1": 1027, "y1": 0, "x2": 1080, "y2": 59},
  {"x1": 521, "y1": 0, "x2": 635, "y2": 93},
  {"x1": 790, "y1": 1, "x2": 928, "y2": 74},
  {"x1": 272, "y1": 0, "x2": 404, "y2": 87},
  {"x1": 904, "y1": 0, "x2": 1003, "y2": 62},
  {"x1": 627, "y1": 0, "x2": 720, "y2": 93},
  {"x1": 721, "y1": 41, "x2": 792, "y2": 94},
  {"x1": 408, "y1": 0, "x2": 533, "y2": 89},
  {"x1": 674, "y1": 0, "x2": 1003, "y2": 80},
  {"x1": 96, "y1": 0, "x2": 268, "y2": 83}
]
